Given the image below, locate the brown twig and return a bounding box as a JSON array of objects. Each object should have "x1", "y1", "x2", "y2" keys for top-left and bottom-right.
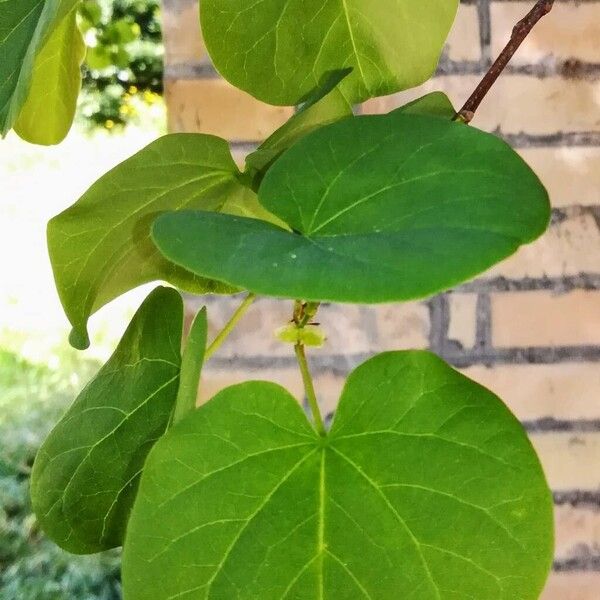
[{"x1": 454, "y1": 0, "x2": 555, "y2": 123}]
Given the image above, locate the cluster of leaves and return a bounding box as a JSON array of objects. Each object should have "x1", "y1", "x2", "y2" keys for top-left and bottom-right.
[
  {"x1": 1, "y1": 0, "x2": 556, "y2": 598},
  {"x1": 78, "y1": 0, "x2": 163, "y2": 130},
  {"x1": 0, "y1": 351, "x2": 121, "y2": 599}
]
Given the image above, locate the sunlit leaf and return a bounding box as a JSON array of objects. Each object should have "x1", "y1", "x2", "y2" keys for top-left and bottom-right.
[
  {"x1": 0, "y1": 0, "x2": 81, "y2": 143},
  {"x1": 14, "y1": 8, "x2": 85, "y2": 145},
  {"x1": 47, "y1": 133, "x2": 270, "y2": 349},
  {"x1": 201, "y1": 0, "x2": 459, "y2": 105},
  {"x1": 394, "y1": 91, "x2": 456, "y2": 119}
]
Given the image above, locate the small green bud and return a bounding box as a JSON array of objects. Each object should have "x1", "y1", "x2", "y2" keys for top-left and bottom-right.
[{"x1": 275, "y1": 324, "x2": 326, "y2": 347}]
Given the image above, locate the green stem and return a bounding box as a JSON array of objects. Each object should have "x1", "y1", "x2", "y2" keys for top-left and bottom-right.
[
  {"x1": 205, "y1": 293, "x2": 256, "y2": 360},
  {"x1": 295, "y1": 342, "x2": 326, "y2": 437}
]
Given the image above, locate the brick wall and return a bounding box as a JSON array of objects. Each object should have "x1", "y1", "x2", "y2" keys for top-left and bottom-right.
[{"x1": 162, "y1": 1, "x2": 600, "y2": 597}]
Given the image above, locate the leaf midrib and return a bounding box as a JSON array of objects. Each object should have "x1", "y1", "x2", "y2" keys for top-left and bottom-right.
[{"x1": 339, "y1": 0, "x2": 366, "y2": 84}]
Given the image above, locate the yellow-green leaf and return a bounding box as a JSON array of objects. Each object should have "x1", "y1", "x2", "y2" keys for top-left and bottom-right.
[{"x1": 14, "y1": 8, "x2": 85, "y2": 145}]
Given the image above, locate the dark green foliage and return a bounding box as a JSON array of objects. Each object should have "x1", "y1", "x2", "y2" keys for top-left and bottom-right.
[{"x1": 30, "y1": 288, "x2": 184, "y2": 553}]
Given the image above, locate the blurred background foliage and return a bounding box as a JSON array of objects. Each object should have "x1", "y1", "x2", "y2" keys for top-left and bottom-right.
[
  {"x1": 0, "y1": 2, "x2": 164, "y2": 596},
  {"x1": 78, "y1": 0, "x2": 164, "y2": 130},
  {"x1": 0, "y1": 0, "x2": 164, "y2": 600},
  {"x1": 0, "y1": 351, "x2": 122, "y2": 599}
]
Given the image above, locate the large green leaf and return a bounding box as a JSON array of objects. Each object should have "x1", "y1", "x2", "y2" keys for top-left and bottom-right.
[
  {"x1": 153, "y1": 112, "x2": 550, "y2": 305},
  {"x1": 122, "y1": 351, "x2": 553, "y2": 599},
  {"x1": 201, "y1": 0, "x2": 459, "y2": 105},
  {"x1": 14, "y1": 7, "x2": 85, "y2": 145},
  {"x1": 30, "y1": 286, "x2": 184, "y2": 554},
  {"x1": 48, "y1": 133, "x2": 273, "y2": 350},
  {"x1": 0, "y1": 0, "x2": 81, "y2": 143}
]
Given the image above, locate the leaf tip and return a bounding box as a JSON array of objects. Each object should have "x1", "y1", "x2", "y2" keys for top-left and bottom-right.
[{"x1": 69, "y1": 327, "x2": 90, "y2": 350}]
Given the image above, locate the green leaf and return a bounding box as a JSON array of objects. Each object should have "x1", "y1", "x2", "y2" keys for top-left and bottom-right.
[
  {"x1": 201, "y1": 0, "x2": 459, "y2": 106},
  {"x1": 30, "y1": 286, "x2": 184, "y2": 554},
  {"x1": 394, "y1": 91, "x2": 456, "y2": 119},
  {"x1": 0, "y1": 0, "x2": 81, "y2": 143},
  {"x1": 122, "y1": 350, "x2": 553, "y2": 599},
  {"x1": 296, "y1": 67, "x2": 353, "y2": 112},
  {"x1": 14, "y1": 8, "x2": 85, "y2": 145},
  {"x1": 245, "y1": 71, "x2": 353, "y2": 177},
  {"x1": 172, "y1": 307, "x2": 207, "y2": 426},
  {"x1": 153, "y1": 113, "x2": 550, "y2": 305},
  {"x1": 246, "y1": 89, "x2": 445, "y2": 180},
  {"x1": 48, "y1": 133, "x2": 272, "y2": 350}
]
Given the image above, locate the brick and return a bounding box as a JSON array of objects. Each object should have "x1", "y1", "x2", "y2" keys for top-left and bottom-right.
[
  {"x1": 445, "y1": 4, "x2": 481, "y2": 62},
  {"x1": 554, "y1": 504, "x2": 600, "y2": 564},
  {"x1": 165, "y1": 78, "x2": 294, "y2": 139},
  {"x1": 319, "y1": 304, "x2": 378, "y2": 354},
  {"x1": 315, "y1": 370, "x2": 347, "y2": 419},
  {"x1": 363, "y1": 75, "x2": 600, "y2": 135},
  {"x1": 190, "y1": 299, "x2": 386, "y2": 358},
  {"x1": 472, "y1": 75, "x2": 600, "y2": 135},
  {"x1": 486, "y1": 211, "x2": 600, "y2": 279},
  {"x1": 200, "y1": 363, "x2": 346, "y2": 422},
  {"x1": 530, "y1": 432, "x2": 600, "y2": 490},
  {"x1": 491, "y1": 289, "x2": 600, "y2": 347},
  {"x1": 199, "y1": 365, "x2": 303, "y2": 406},
  {"x1": 162, "y1": 0, "x2": 206, "y2": 66},
  {"x1": 201, "y1": 297, "x2": 295, "y2": 358},
  {"x1": 491, "y1": 1, "x2": 600, "y2": 65},
  {"x1": 372, "y1": 302, "x2": 431, "y2": 351},
  {"x1": 462, "y1": 363, "x2": 600, "y2": 421},
  {"x1": 541, "y1": 573, "x2": 600, "y2": 600},
  {"x1": 447, "y1": 293, "x2": 478, "y2": 350},
  {"x1": 519, "y1": 147, "x2": 600, "y2": 209}
]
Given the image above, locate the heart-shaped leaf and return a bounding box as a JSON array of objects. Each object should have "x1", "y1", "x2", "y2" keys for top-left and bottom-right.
[
  {"x1": 0, "y1": 0, "x2": 81, "y2": 143},
  {"x1": 122, "y1": 351, "x2": 553, "y2": 599},
  {"x1": 201, "y1": 0, "x2": 459, "y2": 105},
  {"x1": 153, "y1": 112, "x2": 550, "y2": 305},
  {"x1": 31, "y1": 286, "x2": 183, "y2": 554},
  {"x1": 48, "y1": 133, "x2": 273, "y2": 349}
]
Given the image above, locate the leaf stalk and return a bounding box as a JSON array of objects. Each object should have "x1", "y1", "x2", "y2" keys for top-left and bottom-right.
[
  {"x1": 294, "y1": 342, "x2": 327, "y2": 437},
  {"x1": 205, "y1": 293, "x2": 256, "y2": 360}
]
